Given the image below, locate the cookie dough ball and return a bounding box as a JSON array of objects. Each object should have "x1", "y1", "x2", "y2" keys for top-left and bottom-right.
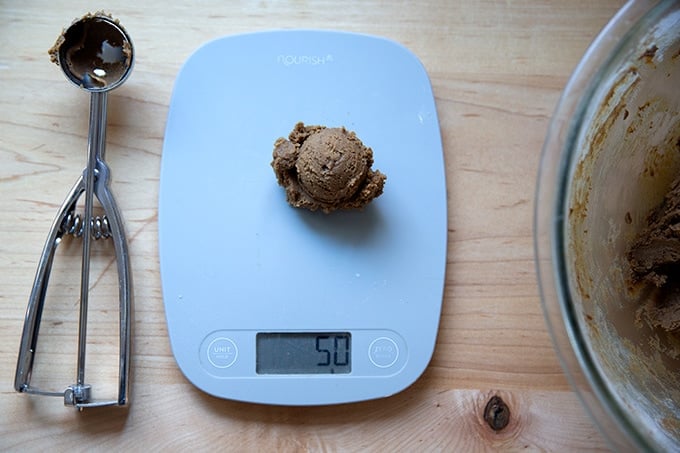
[{"x1": 272, "y1": 122, "x2": 386, "y2": 213}]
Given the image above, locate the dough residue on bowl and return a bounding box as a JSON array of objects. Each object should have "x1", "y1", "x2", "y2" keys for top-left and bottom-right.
[{"x1": 628, "y1": 164, "x2": 680, "y2": 332}]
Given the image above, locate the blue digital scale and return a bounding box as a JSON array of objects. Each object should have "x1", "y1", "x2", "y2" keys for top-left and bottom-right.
[{"x1": 159, "y1": 30, "x2": 447, "y2": 405}]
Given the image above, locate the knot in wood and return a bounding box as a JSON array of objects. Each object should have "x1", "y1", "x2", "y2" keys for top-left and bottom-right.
[{"x1": 484, "y1": 395, "x2": 510, "y2": 431}]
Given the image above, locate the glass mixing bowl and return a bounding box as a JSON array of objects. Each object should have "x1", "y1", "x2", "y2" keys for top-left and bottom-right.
[{"x1": 535, "y1": 0, "x2": 680, "y2": 451}]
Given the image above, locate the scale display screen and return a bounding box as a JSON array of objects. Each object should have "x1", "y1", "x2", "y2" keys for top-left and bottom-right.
[{"x1": 256, "y1": 333, "x2": 351, "y2": 375}]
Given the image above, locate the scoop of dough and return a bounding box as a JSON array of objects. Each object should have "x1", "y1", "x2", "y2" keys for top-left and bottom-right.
[{"x1": 272, "y1": 122, "x2": 386, "y2": 213}]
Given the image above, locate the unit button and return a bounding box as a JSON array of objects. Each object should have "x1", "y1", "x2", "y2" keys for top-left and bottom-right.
[
  {"x1": 207, "y1": 337, "x2": 238, "y2": 368},
  {"x1": 368, "y1": 336, "x2": 399, "y2": 368}
]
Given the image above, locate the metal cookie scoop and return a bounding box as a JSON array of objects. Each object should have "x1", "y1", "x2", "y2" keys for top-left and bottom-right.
[{"x1": 14, "y1": 12, "x2": 134, "y2": 409}]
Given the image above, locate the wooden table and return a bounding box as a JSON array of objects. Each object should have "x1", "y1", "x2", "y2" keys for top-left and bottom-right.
[{"x1": 1, "y1": 1, "x2": 627, "y2": 450}]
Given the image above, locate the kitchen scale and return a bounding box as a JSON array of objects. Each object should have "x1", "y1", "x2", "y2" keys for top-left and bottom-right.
[{"x1": 159, "y1": 30, "x2": 447, "y2": 406}]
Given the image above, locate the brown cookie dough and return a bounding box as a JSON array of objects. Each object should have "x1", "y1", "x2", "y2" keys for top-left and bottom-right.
[
  {"x1": 48, "y1": 11, "x2": 132, "y2": 89},
  {"x1": 628, "y1": 175, "x2": 680, "y2": 331},
  {"x1": 271, "y1": 122, "x2": 386, "y2": 213}
]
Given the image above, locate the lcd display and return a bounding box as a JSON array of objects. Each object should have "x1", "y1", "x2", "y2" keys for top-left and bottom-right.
[{"x1": 256, "y1": 332, "x2": 351, "y2": 374}]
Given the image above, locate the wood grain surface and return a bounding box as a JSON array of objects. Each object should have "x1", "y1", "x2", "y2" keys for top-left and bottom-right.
[{"x1": 1, "y1": 0, "x2": 626, "y2": 451}]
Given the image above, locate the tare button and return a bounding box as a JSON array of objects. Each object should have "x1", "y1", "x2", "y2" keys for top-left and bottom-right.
[{"x1": 368, "y1": 336, "x2": 399, "y2": 368}]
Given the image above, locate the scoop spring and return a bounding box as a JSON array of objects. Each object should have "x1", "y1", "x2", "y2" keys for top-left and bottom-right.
[{"x1": 60, "y1": 212, "x2": 112, "y2": 240}]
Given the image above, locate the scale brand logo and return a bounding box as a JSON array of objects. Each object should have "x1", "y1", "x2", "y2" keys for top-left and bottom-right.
[{"x1": 277, "y1": 54, "x2": 334, "y2": 66}]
